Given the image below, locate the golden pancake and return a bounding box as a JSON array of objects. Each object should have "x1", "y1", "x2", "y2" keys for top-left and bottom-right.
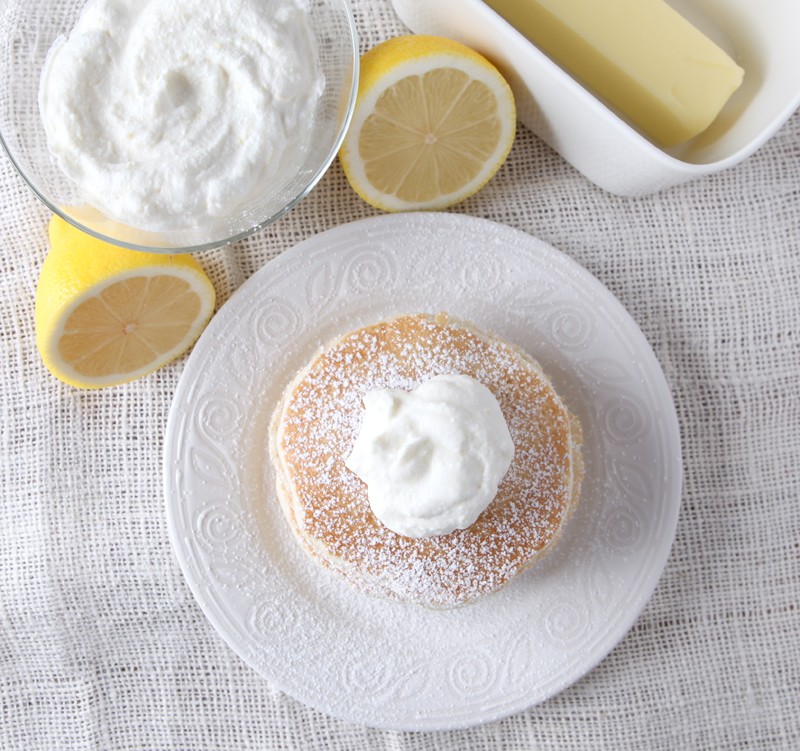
[{"x1": 268, "y1": 312, "x2": 583, "y2": 608}]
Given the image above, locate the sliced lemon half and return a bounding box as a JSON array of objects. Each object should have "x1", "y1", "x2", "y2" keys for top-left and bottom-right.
[
  {"x1": 340, "y1": 35, "x2": 516, "y2": 212},
  {"x1": 36, "y1": 216, "x2": 216, "y2": 389}
]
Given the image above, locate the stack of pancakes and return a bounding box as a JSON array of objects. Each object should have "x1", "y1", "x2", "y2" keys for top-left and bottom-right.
[{"x1": 269, "y1": 312, "x2": 583, "y2": 608}]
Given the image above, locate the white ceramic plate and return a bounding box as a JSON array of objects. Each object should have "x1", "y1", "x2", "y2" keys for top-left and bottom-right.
[{"x1": 164, "y1": 213, "x2": 682, "y2": 731}]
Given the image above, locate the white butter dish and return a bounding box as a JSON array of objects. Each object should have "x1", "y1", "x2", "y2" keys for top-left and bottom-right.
[{"x1": 390, "y1": 0, "x2": 800, "y2": 196}]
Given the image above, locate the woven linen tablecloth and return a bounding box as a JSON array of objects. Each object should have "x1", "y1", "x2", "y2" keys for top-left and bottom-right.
[{"x1": 2, "y1": 1, "x2": 799, "y2": 748}]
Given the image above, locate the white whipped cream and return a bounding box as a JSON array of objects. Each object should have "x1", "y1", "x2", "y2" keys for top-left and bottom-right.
[
  {"x1": 345, "y1": 374, "x2": 515, "y2": 538},
  {"x1": 39, "y1": 0, "x2": 323, "y2": 231}
]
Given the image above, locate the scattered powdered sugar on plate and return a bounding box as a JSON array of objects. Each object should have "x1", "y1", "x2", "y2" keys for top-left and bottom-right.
[{"x1": 164, "y1": 212, "x2": 682, "y2": 730}]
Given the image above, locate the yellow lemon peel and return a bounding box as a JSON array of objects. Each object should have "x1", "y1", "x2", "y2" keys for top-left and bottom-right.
[{"x1": 36, "y1": 216, "x2": 216, "y2": 388}]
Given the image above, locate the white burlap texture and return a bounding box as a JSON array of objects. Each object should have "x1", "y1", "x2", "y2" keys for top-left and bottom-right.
[{"x1": 1, "y1": 1, "x2": 798, "y2": 748}]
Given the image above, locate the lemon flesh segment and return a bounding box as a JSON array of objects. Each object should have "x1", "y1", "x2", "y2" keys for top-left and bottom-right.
[
  {"x1": 59, "y1": 275, "x2": 202, "y2": 378},
  {"x1": 340, "y1": 36, "x2": 516, "y2": 212},
  {"x1": 36, "y1": 216, "x2": 216, "y2": 389}
]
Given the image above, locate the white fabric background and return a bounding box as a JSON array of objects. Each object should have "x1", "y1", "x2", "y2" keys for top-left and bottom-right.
[{"x1": 2, "y1": 1, "x2": 799, "y2": 748}]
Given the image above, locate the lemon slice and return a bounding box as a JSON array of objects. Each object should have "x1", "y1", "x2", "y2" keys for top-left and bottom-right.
[
  {"x1": 36, "y1": 216, "x2": 216, "y2": 389},
  {"x1": 340, "y1": 35, "x2": 516, "y2": 212}
]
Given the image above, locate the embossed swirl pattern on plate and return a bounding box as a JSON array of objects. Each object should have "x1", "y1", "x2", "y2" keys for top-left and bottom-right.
[
  {"x1": 343, "y1": 650, "x2": 397, "y2": 696},
  {"x1": 461, "y1": 249, "x2": 505, "y2": 293},
  {"x1": 547, "y1": 304, "x2": 597, "y2": 351},
  {"x1": 603, "y1": 394, "x2": 651, "y2": 443},
  {"x1": 603, "y1": 507, "x2": 646, "y2": 554},
  {"x1": 194, "y1": 504, "x2": 243, "y2": 551},
  {"x1": 252, "y1": 299, "x2": 302, "y2": 344},
  {"x1": 543, "y1": 598, "x2": 592, "y2": 647},
  {"x1": 196, "y1": 394, "x2": 241, "y2": 443},
  {"x1": 448, "y1": 650, "x2": 499, "y2": 698},
  {"x1": 247, "y1": 595, "x2": 303, "y2": 641},
  {"x1": 345, "y1": 248, "x2": 396, "y2": 293}
]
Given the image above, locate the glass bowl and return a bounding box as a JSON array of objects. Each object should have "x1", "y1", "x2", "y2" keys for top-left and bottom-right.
[{"x1": 0, "y1": 0, "x2": 358, "y2": 252}]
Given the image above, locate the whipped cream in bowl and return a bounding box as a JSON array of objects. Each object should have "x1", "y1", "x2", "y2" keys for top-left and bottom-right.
[
  {"x1": 0, "y1": 0, "x2": 358, "y2": 251},
  {"x1": 345, "y1": 374, "x2": 515, "y2": 538},
  {"x1": 39, "y1": 0, "x2": 325, "y2": 234}
]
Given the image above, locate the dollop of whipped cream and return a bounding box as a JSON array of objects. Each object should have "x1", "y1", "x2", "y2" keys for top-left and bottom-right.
[
  {"x1": 345, "y1": 374, "x2": 514, "y2": 538},
  {"x1": 38, "y1": 0, "x2": 323, "y2": 231}
]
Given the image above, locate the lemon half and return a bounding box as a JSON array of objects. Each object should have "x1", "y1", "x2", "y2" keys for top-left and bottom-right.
[
  {"x1": 36, "y1": 216, "x2": 216, "y2": 389},
  {"x1": 340, "y1": 35, "x2": 516, "y2": 212}
]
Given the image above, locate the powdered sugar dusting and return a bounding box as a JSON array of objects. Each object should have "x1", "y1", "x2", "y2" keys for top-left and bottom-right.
[
  {"x1": 167, "y1": 213, "x2": 682, "y2": 727},
  {"x1": 271, "y1": 313, "x2": 583, "y2": 608}
]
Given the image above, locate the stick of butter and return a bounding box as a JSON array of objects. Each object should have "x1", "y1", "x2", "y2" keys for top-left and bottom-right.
[{"x1": 481, "y1": 0, "x2": 744, "y2": 146}]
